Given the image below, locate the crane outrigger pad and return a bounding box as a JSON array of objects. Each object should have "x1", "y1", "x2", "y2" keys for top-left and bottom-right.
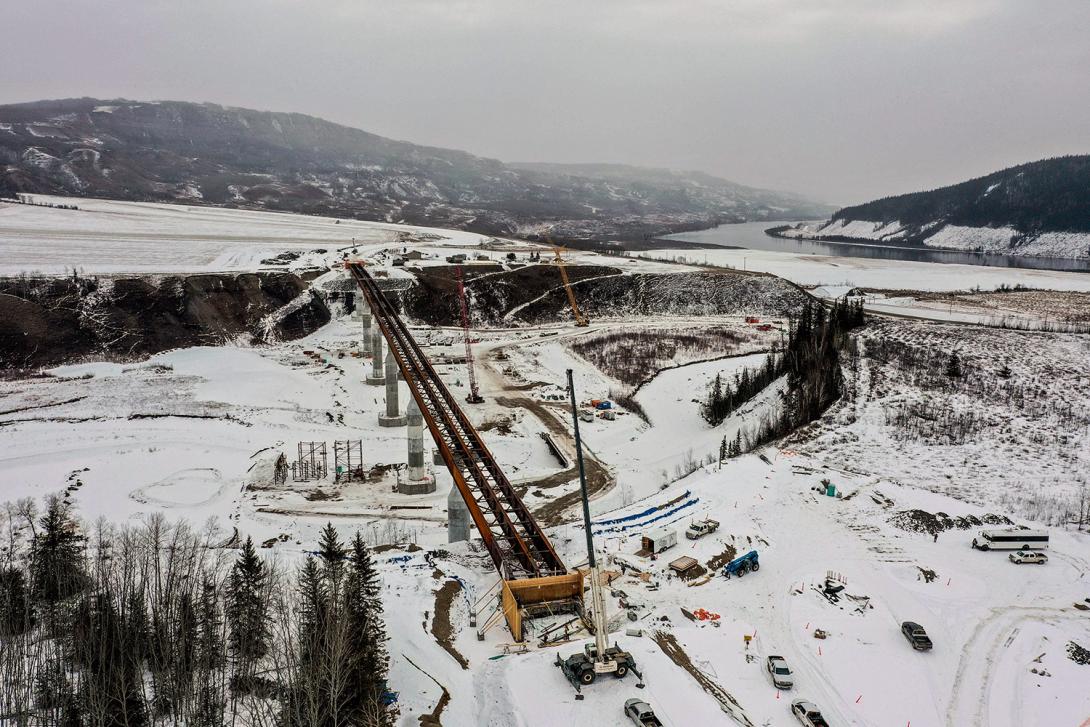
[{"x1": 502, "y1": 572, "x2": 585, "y2": 643}]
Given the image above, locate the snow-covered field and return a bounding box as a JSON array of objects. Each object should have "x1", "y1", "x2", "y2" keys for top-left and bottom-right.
[
  {"x1": 0, "y1": 195, "x2": 488, "y2": 275},
  {"x1": 2, "y1": 200, "x2": 1089, "y2": 726}
]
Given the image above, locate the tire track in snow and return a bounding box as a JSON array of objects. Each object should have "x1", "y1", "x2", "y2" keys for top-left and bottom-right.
[{"x1": 945, "y1": 606, "x2": 1075, "y2": 727}]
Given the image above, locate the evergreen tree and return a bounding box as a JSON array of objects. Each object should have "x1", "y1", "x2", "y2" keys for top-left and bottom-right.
[
  {"x1": 124, "y1": 589, "x2": 149, "y2": 667},
  {"x1": 0, "y1": 566, "x2": 32, "y2": 636},
  {"x1": 30, "y1": 498, "x2": 87, "y2": 605},
  {"x1": 702, "y1": 374, "x2": 723, "y2": 425},
  {"x1": 317, "y1": 523, "x2": 348, "y2": 595},
  {"x1": 295, "y1": 556, "x2": 327, "y2": 672},
  {"x1": 226, "y1": 537, "x2": 269, "y2": 669},
  {"x1": 175, "y1": 590, "x2": 198, "y2": 681},
  {"x1": 945, "y1": 351, "x2": 963, "y2": 378},
  {"x1": 195, "y1": 575, "x2": 224, "y2": 672},
  {"x1": 191, "y1": 685, "x2": 225, "y2": 727},
  {"x1": 345, "y1": 533, "x2": 388, "y2": 722},
  {"x1": 71, "y1": 593, "x2": 148, "y2": 727},
  {"x1": 290, "y1": 556, "x2": 331, "y2": 725}
]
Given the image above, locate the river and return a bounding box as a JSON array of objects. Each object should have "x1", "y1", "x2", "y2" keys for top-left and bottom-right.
[{"x1": 663, "y1": 222, "x2": 1090, "y2": 273}]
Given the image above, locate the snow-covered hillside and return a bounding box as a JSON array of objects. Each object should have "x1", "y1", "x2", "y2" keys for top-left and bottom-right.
[{"x1": 780, "y1": 219, "x2": 1090, "y2": 260}]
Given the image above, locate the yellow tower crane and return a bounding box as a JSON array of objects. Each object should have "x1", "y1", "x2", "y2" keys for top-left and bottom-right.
[{"x1": 552, "y1": 246, "x2": 589, "y2": 327}]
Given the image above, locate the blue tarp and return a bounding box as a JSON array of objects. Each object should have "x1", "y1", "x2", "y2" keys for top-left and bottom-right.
[
  {"x1": 594, "y1": 497, "x2": 699, "y2": 535},
  {"x1": 593, "y1": 490, "x2": 692, "y2": 526}
]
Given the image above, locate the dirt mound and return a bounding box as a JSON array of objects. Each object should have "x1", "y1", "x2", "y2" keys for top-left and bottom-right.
[
  {"x1": 431, "y1": 579, "x2": 468, "y2": 670},
  {"x1": 1067, "y1": 641, "x2": 1090, "y2": 666},
  {"x1": 889, "y1": 509, "x2": 1013, "y2": 535},
  {"x1": 705, "y1": 544, "x2": 739, "y2": 571}
]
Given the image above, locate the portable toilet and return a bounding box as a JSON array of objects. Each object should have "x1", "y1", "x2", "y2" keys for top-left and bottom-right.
[{"x1": 825, "y1": 482, "x2": 837, "y2": 497}]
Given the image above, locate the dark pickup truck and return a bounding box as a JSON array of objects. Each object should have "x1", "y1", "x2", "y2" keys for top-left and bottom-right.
[{"x1": 901, "y1": 621, "x2": 933, "y2": 651}]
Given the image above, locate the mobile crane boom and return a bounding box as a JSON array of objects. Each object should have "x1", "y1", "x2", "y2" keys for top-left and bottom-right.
[{"x1": 553, "y1": 247, "x2": 589, "y2": 327}]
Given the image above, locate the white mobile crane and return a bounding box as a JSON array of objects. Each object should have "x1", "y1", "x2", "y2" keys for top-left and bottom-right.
[{"x1": 556, "y1": 368, "x2": 642, "y2": 698}]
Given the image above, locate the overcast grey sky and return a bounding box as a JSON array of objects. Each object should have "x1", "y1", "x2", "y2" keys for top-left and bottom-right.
[{"x1": 3, "y1": 0, "x2": 1088, "y2": 204}]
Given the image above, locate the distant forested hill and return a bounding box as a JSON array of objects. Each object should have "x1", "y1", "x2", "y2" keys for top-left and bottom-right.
[
  {"x1": 0, "y1": 98, "x2": 832, "y2": 241},
  {"x1": 834, "y1": 156, "x2": 1090, "y2": 233},
  {"x1": 778, "y1": 156, "x2": 1090, "y2": 259}
]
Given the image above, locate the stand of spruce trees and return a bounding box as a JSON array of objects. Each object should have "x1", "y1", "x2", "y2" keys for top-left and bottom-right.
[
  {"x1": 706, "y1": 300, "x2": 865, "y2": 456},
  {"x1": 0, "y1": 496, "x2": 391, "y2": 726}
]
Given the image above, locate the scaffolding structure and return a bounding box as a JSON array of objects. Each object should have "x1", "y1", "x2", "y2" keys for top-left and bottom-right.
[
  {"x1": 292, "y1": 441, "x2": 328, "y2": 481},
  {"x1": 333, "y1": 440, "x2": 365, "y2": 483}
]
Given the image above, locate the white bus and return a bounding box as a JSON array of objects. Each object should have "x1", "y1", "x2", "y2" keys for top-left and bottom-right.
[{"x1": 971, "y1": 529, "x2": 1049, "y2": 551}]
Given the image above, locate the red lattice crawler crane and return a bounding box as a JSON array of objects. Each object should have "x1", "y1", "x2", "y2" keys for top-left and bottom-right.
[{"x1": 455, "y1": 266, "x2": 484, "y2": 404}]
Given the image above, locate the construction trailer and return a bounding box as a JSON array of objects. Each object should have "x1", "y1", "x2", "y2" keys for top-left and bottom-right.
[{"x1": 640, "y1": 528, "x2": 677, "y2": 555}]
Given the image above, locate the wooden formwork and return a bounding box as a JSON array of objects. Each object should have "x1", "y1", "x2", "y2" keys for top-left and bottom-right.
[{"x1": 502, "y1": 572, "x2": 585, "y2": 642}]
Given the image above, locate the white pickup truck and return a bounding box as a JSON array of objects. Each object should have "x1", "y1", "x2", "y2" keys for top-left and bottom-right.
[{"x1": 685, "y1": 518, "x2": 720, "y2": 540}]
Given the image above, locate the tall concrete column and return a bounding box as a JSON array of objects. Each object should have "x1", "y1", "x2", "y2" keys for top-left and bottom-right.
[
  {"x1": 365, "y1": 324, "x2": 385, "y2": 385},
  {"x1": 447, "y1": 484, "x2": 470, "y2": 543},
  {"x1": 378, "y1": 350, "x2": 407, "y2": 427},
  {"x1": 359, "y1": 305, "x2": 372, "y2": 355},
  {"x1": 397, "y1": 398, "x2": 435, "y2": 494},
  {"x1": 407, "y1": 397, "x2": 425, "y2": 480}
]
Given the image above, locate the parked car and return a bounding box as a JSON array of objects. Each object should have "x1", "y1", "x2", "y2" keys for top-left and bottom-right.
[
  {"x1": 901, "y1": 621, "x2": 933, "y2": 651},
  {"x1": 624, "y1": 698, "x2": 664, "y2": 726},
  {"x1": 790, "y1": 699, "x2": 830, "y2": 726},
  {"x1": 1009, "y1": 550, "x2": 1048, "y2": 565},
  {"x1": 766, "y1": 655, "x2": 794, "y2": 689}
]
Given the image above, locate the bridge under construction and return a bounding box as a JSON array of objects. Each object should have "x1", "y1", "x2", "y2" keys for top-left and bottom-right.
[{"x1": 347, "y1": 262, "x2": 583, "y2": 641}]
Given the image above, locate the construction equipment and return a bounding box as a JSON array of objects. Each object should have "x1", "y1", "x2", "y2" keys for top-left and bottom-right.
[
  {"x1": 721, "y1": 550, "x2": 760, "y2": 579},
  {"x1": 552, "y1": 247, "x2": 589, "y2": 327},
  {"x1": 454, "y1": 266, "x2": 484, "y2": 404},
  {"x1": 556, "y1": 368, "x2": 642, "y2": 698},
  {"x1": 347, "y1": 263, "x2": 582, "y2": 641}
]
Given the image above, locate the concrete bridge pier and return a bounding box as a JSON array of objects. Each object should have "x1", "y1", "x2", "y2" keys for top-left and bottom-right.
[
  {"x1": 359, "y1": 304, "x2": 372, "y2": 355},
  {"x1": 378, "y1": 350, "x2": 407, "y2": 426},
  {"x1": 397, "y1": 397, "x2": 435, "y2": 494},
  {"x1": 447, "y1": 484, "x2": 470, "y2": 543},
  {"x1": 365, "y1": 324, "x2": 385, "y2": 385}
]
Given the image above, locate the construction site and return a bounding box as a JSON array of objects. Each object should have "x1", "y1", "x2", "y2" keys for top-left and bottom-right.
[{"x1": 3, "y1": 198, "x2": 1090, "y2": 727}]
